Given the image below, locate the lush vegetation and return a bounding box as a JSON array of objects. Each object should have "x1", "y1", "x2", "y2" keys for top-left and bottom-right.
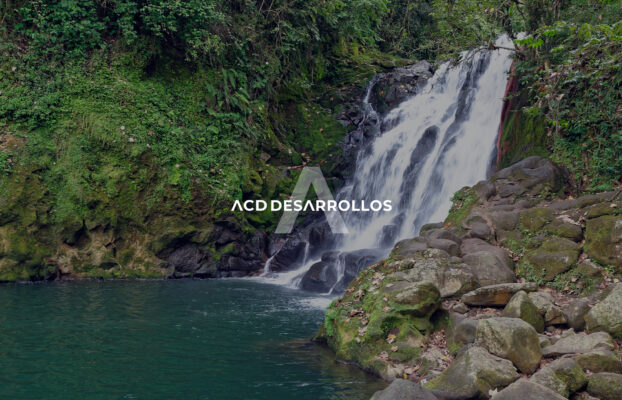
[{"x1": 0, "y1": 0, "x2": 619, "y2": 280}]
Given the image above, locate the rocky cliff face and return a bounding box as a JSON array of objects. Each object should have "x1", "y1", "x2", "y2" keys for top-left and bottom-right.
[{"x1": 316, "y1": 156, "x2": 622, "y2": 400}]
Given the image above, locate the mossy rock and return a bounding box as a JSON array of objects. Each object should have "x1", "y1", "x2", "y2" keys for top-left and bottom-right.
[
  {"x1": 520, "y1": 207, "x2": 555, "y2": 232},
  {"x1": 587, "y1": 372, "x2": 622, "y2": 400},
  {"x1": 585, "y1": 215, "x2": 622, "y2": 269},
  {"x1": 503, "y1": 291, "x2": 545, "y2": 333},
  {"x1": 524, "y1": 236, "x2": 580, "y2": 281}
]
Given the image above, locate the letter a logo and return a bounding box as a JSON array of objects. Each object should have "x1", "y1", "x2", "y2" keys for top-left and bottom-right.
[{"x1": 275, "y1": 167, "x2": 348, "y2": 234}]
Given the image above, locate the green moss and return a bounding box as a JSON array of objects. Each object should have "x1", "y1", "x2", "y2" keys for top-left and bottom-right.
[
  {"x1": 499, "y1": 95, "x2": 550, "y2": 169},
  {"x1": 444, "y1": 187, "x2": 476, "y2": 228}
]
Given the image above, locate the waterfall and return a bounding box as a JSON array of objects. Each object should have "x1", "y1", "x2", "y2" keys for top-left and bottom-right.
[{"x1": 259, "y1": 36, "x2": 515, "y2": 292}]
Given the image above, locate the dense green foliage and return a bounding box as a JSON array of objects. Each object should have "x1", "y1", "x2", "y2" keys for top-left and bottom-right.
[
  {"x1": 0, "y1": 0, "x2": 410, "y2": 229},
  {"x1": 515, "y1": 20, "x2": 622, "y2": 191},
  {"x1": 0, "y1": 0, "x2": 619, "y2": 281},
  {"x1": 432, "y1": 0, "x2": 622, "y2": 191}
]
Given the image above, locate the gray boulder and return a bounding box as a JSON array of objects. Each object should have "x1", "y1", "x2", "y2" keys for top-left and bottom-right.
[
  {"x1": 575, "y1": 350, "x2": 622, "y2": 374},
  {"x1": 525, "y1": 236, "x2": 580, "y2": 281},
  {"x1": 586, "y1": 283, "x2": 622, "y2": 339},
  {"x1": 491, "y1": 379, "x2": 566, "y2": 400},
  {"x1": 462, "y1": 283, "x2": 538, "y2": 306},
  {"x1": 529, "y1": 358, "x2": 587, "y2": 397},
  {"x1": 502, "y1": 291, "x2": 544, "y2": 332},
  {"x1": 475, "y1": 317, "x2": 542, "y2": 373},
  {"x1": 585, "y1": 215, "x2": 622, "y2": 268},
  {"x1": 564, "y1": 298, "x2": 591, "y2": 331},
  {"x1": 424, "y1": 346, "x2": 519, "y2": 399},
  {"x1": 528, "y1": 292, "x2": 567, "y2": 326},
  {"x1": 586, "y1": 372, "x2": 622, "y2": 400},
  {"x1": 542, "y1": 331, "x2": 614, "y2": 357},
  {"x1": 460, "y1": 239, "x2": 515, "y2": 286},
  {"x1": 371, "y1": 379, "x2": 438, "y2": 400},
  {"x1": 387, "y1": 249, "x2": 477, "y2": 298}
]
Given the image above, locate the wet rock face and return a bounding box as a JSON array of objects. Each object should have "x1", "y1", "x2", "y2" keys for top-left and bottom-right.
[
  {"x1": 369, "y1": 61, "x2": 434, "y2": 116},
  {"x1": 299, "y1": 248, "x2": 384, "y2": 293},
  {"x1": 166, "y1": 245, "x2": 210, "y2": 278}
]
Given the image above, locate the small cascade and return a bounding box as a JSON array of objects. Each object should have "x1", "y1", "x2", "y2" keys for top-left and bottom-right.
[{"x1": 260, "y1": 36, "x2": 516, "y2": 293}]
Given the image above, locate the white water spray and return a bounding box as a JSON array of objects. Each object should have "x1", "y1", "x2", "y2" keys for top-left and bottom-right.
[{"x1": 260, "y1": 36, "x2": 515, "y2": 290}]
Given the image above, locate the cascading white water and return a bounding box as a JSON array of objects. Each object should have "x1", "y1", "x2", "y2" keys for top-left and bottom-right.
[
  {"x1": 258, "y1": 36, "x2": 515, "y2": 290},
  {"x1": 340, "y1": 36, "x2": 515, "y2": 251}
]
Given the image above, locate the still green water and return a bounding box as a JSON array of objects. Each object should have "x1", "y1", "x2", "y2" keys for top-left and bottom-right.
[{"x1": 0, "y1": 279, "x2": 383, "y2": 399}]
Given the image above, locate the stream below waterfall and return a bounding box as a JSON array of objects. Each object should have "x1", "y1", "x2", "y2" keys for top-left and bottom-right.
[{"x1": 0, "y1": 280, "x2": 383, "y2": 400}]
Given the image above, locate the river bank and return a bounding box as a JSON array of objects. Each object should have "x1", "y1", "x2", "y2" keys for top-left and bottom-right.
[{"x1": 317, "y1": 156, "x2": 622, "y2": 399}]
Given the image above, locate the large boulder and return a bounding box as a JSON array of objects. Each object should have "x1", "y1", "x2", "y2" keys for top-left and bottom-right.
[
  {"x1": 542, "y1": 331, "x2": 614, "y2": 357},
  {"x1": 586, "y1": 372, "x2": 622, "y2": 400},
  {"x1": 524, "y1": 236, "x2": 580, "y2": 281},
  {"x1": 502, "y1": 291, "x2": 544, "y2": 332},
  {"x1": 448, "y1": 315, "x2": 478, "y2": 350},
  {"x1": 462, "y1": 283, "x2": 538, "y2": 306},
  {"x1": 424, "y1": 346, "x2": 519, "y2": 399},
  {"x1": 519, "y1": 207, "x2": 555, "y2": 232},
  {"x1": 475, "y1": 317, "x2": 542, "y2": 373},
  {"x1": 529, "y1": 358, "x2": 587, "y2": 397},
  {"x1": 528, "y1": 291, "x2": 567, "y2": 326},
  {"x1": 460, "y1": 239, "x2": 515, "y2": 286},
  {"x1": 492, "y1": 156, "x2": 563, "y2": 196},
  {"x1": 299, "y1": 260, "x2": 338, "y2": 292},
  {"x1": 585, "y1": 283, "x2": 622, "y2": 339},
  {"x1": 491, "y1": 379, "x2": 566, "y2": 400},
  {"x1": 387, "y1": 249, "x2": 477, "y2": 298},
  {"x1": 392, "y1": 281, "x2": 441, "y2": 317},
  {"x1": 575, "y1": 350, "x2": 622, "y2": 374},
  {"x1": 391, "y1": 237, "x2": 428, "y2": 259},
  {"x1": 585, "y1": 215, "x2": 622, "y2": 268},
  {"x1": 371, "y1": 379, "x2": 438, "y2": 400},
  {"x1": 564, "y1": 298, "x2": 591, "y2": 331},
  {"x1": 299, "y1": 249, "x2": 383, "y2": 293}
]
